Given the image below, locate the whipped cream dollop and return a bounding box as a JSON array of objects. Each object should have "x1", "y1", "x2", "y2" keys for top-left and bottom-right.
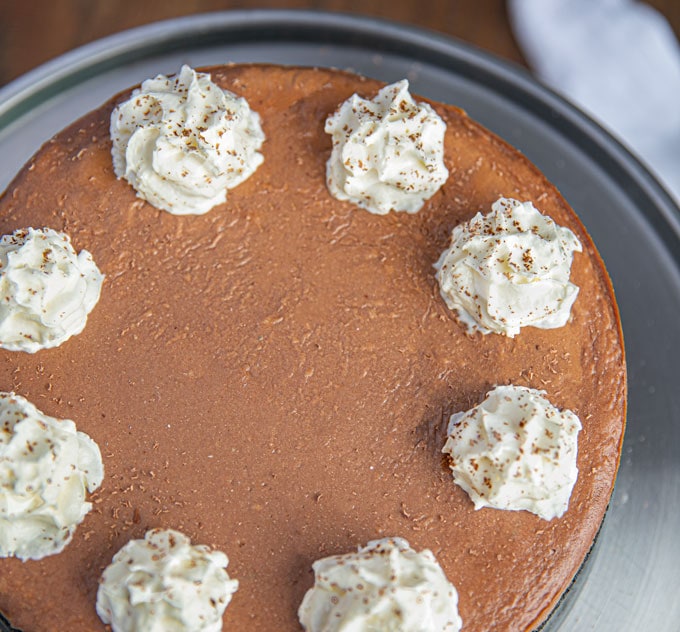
[
  {"x1": 298, "y1": 537, "x2": 462, "y2": 632},
  {"x1": 111, "y1": 65, "x2": 265, "y2": 215},
  {"x1": 442, "y1": 385, "x2": 582, "y2": 520},
  {"x1": 325, "y1": 80, "x2": 448, "y2": 214},
  {"x1": 434, "y1": 197, "x2": 582, "y2": 337},
  {"x1": 96, "y1": 528, "x2": 239, "y2": 632},
  {"x1": 0, "y1": 227, "x2": 104, "y2": 353},
  {"x1": 0, "y1": 392, "x2": 103, "y2": 560}
]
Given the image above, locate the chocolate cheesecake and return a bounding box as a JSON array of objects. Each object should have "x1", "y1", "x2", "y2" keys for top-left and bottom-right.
[{"x1": 0, "y1": 65, "x2": 626, "y2": 631}]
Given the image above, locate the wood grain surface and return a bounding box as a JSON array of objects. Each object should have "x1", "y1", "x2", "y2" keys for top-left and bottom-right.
[{"x1": 1, "y1": 0, "x2": 677, "y2": 88}]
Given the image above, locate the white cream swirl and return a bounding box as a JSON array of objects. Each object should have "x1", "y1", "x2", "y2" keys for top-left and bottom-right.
[
  {"x1": 434, "y1": 197, "x2": 582, "y2": 337},
  {"x1": 111, "y1": 65, "x2": 265, "y2": 215},
  {"x1": 96, "y1": 528, "x2": 239, "y2": 632},
  {"x1": 325, "y1": 80, "x2": 448, "y2": 214},
  {"x1": 442, "y1": 385, "x2": 582, "y2": 521},
  {"x1": 0, "y1": 392, "x2": 104, "y2": 560},
  {"x1": 298, "y1": 537, "x2": 462, "y2": 632},
  {"x1": 0, "y1": 227, "x2": 104, "y2": 353}
]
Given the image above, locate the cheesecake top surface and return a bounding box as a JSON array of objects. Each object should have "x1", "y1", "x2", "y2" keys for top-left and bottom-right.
[{"x1": 0, "y1": 64, "x2": 626, "y2": 632}]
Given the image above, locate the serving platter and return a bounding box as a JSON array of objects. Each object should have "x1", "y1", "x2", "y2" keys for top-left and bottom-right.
[{"x1": 0, "y1": 10, "x2": 679, "y2": 631}]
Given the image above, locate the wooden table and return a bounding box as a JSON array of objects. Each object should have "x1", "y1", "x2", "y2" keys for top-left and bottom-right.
[{"x1": 1, "y1": 0, "x2": 678, "y2": 88}]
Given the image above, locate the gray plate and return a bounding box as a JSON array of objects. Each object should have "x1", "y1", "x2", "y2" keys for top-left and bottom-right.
[{"x1": 1, "y1": 10, "x2": 679, "y2": 631}]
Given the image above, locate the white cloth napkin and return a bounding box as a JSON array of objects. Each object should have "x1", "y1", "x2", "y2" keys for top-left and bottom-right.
[{"x1": 508, "y1": 0, "x2": 680, "y2": 205}]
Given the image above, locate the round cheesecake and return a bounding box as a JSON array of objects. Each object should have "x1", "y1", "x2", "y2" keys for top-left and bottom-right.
[{"x1": 0, "y1": 65, "x2": 626, "y2": 631}]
